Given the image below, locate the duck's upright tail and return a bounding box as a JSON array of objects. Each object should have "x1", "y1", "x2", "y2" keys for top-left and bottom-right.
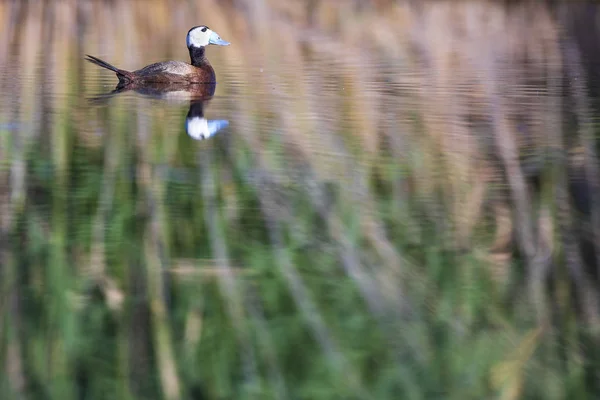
[{"x1": 85, "y1": 54, "x2": 135, "y2": 84}]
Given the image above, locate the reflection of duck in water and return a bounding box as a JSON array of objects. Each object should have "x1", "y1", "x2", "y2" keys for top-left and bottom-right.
[
  {"x1": 89, "y1": 81, "x2": 229, "y2": 141},
  {"x1": 85, "y1": 25, "x2": 229, "y2": 86},
  {"x1": 185, "y1": 99, "x2": 229, "y2": 140},
  {"x1": 96, "y1": 80, "x2": 217, "y2": 101}
]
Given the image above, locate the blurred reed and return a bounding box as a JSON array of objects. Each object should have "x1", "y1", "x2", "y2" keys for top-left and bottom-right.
[{"x1": 1, "y1": 0, "x2": 600, "y2": 399}]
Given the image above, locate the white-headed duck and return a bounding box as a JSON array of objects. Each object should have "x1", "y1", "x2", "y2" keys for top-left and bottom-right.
[{"x1": 85, "y1": 26, "x2": 229, "y2": 85}]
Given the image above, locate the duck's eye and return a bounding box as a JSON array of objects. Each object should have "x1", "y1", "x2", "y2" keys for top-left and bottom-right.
[{"x1": 201, "y1": 27, "x2": 207, "y2": 32}]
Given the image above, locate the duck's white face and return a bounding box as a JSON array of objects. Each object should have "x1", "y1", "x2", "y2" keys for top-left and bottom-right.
[{"x1": 186, "y1": 26, "x2": 230, "y2": 48}]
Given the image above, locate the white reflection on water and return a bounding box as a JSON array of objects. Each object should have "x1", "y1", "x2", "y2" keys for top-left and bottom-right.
[{"x1": 186, "y1": 116, "x2": 229, "y2": 140}]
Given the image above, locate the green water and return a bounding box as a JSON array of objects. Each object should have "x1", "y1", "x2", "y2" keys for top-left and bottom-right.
[{"x1": 1, "y1": 1, "x2": 600, "y2": 399}]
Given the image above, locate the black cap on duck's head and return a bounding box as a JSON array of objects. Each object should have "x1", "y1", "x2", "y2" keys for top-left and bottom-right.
[{"x1": 186, "y1": 26, "x2": 230, "y2": 49}]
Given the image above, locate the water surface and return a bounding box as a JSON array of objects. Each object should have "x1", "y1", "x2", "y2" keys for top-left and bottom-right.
[{"x1": 2, "y1": 1, "x2": 600, "y2": 399}]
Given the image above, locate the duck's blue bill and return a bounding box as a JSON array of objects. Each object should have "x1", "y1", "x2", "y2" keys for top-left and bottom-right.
[{"x1": 209, "y1": 31, "x2": 230, "y2": 46}]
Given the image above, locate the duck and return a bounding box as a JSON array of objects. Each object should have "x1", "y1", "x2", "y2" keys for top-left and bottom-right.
[{"x1": 85, "y1": 26, "x2": 229, "y2": 86}]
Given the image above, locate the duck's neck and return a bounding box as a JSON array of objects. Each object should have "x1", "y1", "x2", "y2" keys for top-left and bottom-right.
[{"x1": 189, "y1": 46, "x2": 208, "y2": 67}]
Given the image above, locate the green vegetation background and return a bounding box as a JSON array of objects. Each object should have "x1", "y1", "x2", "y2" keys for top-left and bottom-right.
[{"x1": 1, "y1": 1, "x2": 600, "y2": 399}]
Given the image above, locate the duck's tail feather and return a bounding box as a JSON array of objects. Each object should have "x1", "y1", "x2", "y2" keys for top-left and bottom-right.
[{"x1": 85, "y1": 54, "x2": 135, "y2": 83}]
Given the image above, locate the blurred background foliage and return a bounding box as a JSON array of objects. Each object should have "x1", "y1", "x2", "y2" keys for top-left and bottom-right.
[{"x1": 2, "y1": 0, "x2": 600, "y2": 399}]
